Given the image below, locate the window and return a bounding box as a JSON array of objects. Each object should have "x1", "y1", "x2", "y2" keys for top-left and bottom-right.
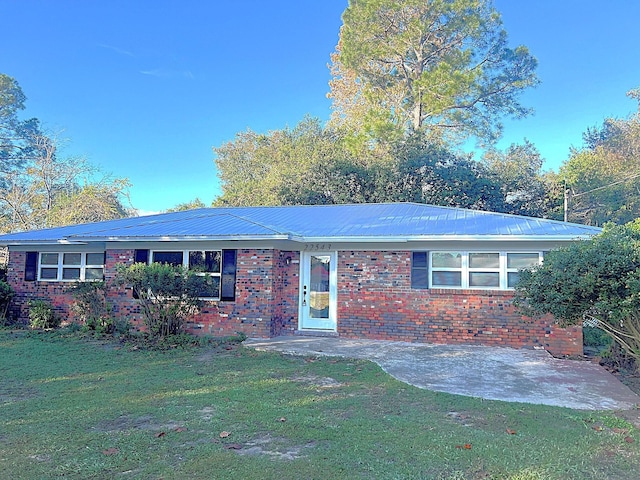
[
  {"x1": 151, "y1": 250, "x2": 222, "y2": 299},
  {"x1": 38, "y1": 252, "x2": 105, "y2": 281},
  {"x1": 431, "y1": 252, "x2": 462, "y2": 287},
  {"x1": 411, "y1": 251, "x2": 542, "y2": 290},
  {"x1": 468, "y1": 253, "x2": 500, "y2": 288},
  {"x1": 506, "y1": 253, "x2": 541, "y2": 288}
]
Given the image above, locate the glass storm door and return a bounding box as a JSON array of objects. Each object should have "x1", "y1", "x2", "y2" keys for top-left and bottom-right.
[{"x1": 300, "y1": 252, "x2": 337, "y2": 331}]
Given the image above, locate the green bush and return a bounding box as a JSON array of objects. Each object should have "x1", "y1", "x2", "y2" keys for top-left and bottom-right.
[
  {"x1": 115, "y1": 262, "x2": 203, "y2": 339},
  {"x1": 0, "y1": 281, "x2": 14, "y2": 326},
  {"x1": 68, "y1": 281, "x2": 129, "y2": 335},
  {"x1": 583, "y1": 326, "x2": 613, "y2": 349},
  {"x1": 28, "y1": 300, "x2": 59, "y2": 329},
  {"x1": 515, "y1": 220, "x2": 640, "y2": 370}
]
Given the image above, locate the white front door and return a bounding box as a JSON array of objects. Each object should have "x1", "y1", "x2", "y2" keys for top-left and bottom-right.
[{"x1": 299, "y1": 251, "x2": 337, "y2": 331}]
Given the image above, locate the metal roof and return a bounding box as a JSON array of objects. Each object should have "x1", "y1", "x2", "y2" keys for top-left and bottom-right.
[{"x1": 0, "y1": 203, "x2": 602, "y2": 245}]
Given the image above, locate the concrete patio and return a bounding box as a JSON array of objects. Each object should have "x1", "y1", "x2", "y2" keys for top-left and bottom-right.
[{"x1": 245, "y1": 336, "x2": 640, "y2": 411}]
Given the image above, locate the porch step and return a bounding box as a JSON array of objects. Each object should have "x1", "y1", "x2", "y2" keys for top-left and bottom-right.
[{"x1": 294, "y1": 330, "x2": 339, "y2": 338}]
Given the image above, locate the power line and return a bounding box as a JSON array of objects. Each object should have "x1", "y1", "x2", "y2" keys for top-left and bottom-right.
[
  {"x1": 564, "y1": 171, "x2": 640, "y2": 222},
  {"x1": 571, "y1": 171, "x2": 640, "y2": 198}
]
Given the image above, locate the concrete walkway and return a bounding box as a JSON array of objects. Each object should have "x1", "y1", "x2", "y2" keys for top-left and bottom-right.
[{"x1": 244, "y1": 336, "x2": 640, "y2": 411}]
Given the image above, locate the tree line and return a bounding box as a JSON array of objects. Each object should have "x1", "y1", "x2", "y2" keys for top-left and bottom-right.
[
  {"x1": 214, "y1": 0, "x2": 640, "y2": 227},
  {"x1": 2, "y1": 0, "x2": 639, "y2": 233}
]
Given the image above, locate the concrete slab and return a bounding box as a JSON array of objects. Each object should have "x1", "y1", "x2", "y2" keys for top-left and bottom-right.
[{"x1": 244, "y1": 336, "x2": 640, "y2": 411}]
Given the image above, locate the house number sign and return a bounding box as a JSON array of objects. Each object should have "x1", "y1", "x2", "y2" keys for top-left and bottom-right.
[{"x1": 303, "y1": 243, "x2": 332, "y2": 251}]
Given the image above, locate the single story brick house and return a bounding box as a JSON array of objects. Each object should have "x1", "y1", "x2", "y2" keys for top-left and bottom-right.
[{"x1": 0, "y1": 203, "x2": 601, "y2": 356}]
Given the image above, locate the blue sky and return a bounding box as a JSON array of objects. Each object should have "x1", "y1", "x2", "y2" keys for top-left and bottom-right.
[{"x1": 2, "y1": 0, "x2": 639, "y2": 213}]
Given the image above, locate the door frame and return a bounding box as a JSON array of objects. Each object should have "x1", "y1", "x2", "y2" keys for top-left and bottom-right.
[{"x1": 298, "y1": 251, "x2": 338, "y2": 331}]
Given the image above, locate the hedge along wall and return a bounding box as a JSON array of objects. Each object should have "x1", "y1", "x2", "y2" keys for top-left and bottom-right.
[{"x1": 336, "y1": 250, "x2": 583, "y2": 357}]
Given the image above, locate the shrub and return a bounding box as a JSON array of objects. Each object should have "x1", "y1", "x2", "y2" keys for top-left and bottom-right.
[
  {"x1": 0, "y1": 281, "x2": 14, "y2": 326},
  {"x1": 28, "y1": 300, "x2": 59, "y2": 329},
  {"x1": 583, "y1": 326, "x2": 613, "y2": 350},
  {"x1": 68, "y1": 281, "x2": 127, "y2": 334},
  {"x1": 115, "y1": 262, "x2": 203, "y2": 339},
  {"x1": 515, "y1": 220, "x2": 640, "y2": 370}
]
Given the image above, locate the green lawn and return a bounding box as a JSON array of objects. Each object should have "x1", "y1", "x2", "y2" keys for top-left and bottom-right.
[{"x1": 1, "y1": 330, "x2": 639, "y2": 479}]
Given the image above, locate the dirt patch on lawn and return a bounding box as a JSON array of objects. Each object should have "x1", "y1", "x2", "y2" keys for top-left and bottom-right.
[
  {"x1": 0, "y1": 383, "x2": 39, "y2": 404},
  {"x1": 290, "y1": 374, "x2": 346, "y2": 389},
  {"x1": 93, "y1": 415, "x2": 183, "y2": 433},
  {"x1": 231, "y1": 433, "x2": 317, "y2": 461}
]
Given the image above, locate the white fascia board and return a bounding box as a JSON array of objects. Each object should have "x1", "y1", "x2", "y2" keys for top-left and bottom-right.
[
  {"x1": 0, "y1": 239, "x2": 88, "y2": 246},
  {"x1": 296, "y1": 235, "x2": 594, "y2": 243}
]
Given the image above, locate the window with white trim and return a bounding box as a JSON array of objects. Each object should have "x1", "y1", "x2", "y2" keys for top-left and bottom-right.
[
  {"x1": 411, "y1": 251, "x2": 542, "y2": 290},
  {"x1": 38, "y1": 252, "x2": 105, "y2": 281},
  {"x1": 151, "y1": 250, "x2": 222, "y2": 299},
  {"x1": 506, "y1": 252, "x2": 541, "y2": 288}
]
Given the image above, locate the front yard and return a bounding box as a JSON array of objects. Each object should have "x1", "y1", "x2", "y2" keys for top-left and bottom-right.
[{"x1": 1, "y1": 330, "x2": 640, "y2": 479}]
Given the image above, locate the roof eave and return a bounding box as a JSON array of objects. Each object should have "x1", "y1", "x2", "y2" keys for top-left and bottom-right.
[
  {"x1": 298, "y1": 234, "x2": 596, "y2": 243},
  {"x1": 0, "y1": 239, "x2": 89, "y2": 246}
]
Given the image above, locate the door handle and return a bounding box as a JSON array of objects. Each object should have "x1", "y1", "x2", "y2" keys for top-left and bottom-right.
[{"x1": 302, "y1": 285, "x2": 307, "y2": 306}]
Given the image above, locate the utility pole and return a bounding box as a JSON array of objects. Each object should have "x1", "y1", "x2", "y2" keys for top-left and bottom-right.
[{"x1": 563, "y1": 180, "x2": 569, "y2": 222}]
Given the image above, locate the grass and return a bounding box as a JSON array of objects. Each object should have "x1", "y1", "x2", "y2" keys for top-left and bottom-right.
[{"x1": 1, "y1": 329, "x2": 639, "y2": 479}]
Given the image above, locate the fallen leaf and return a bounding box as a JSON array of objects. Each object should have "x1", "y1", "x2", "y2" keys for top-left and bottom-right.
[
  {"x1": 219, "y1": 431, "x2": 231, "y2": 438},
  {"x1": 102, "y1": 448, "x2": 119, "y2": 456},
  {"x1": 625, "y1": 436, "x2": 635, "y2": 443},
  {"x1": 278, "y1": 417, "x2": 286, "y2": 422},
  {"x1": 174, "y1": 427, "x2": 188, "y2": 432},
  {"x1": 455, "y1": 444, "x2": 472, "y2": 450},
  {"x1": 225, "y1": 443, "x2": 242, "y2": 450},
  {"x1": 612, "y1": 428, "x2": 629, "y2": 434},
  {"x1": 155, "y1": 432, "x2": 166, "y2": 438},
  {"x1": 592, "y1": 425, "x2": 604, "y2": 432},
  {"x1": 506, "y1": 428, "x2": 517, "y2": 435}
]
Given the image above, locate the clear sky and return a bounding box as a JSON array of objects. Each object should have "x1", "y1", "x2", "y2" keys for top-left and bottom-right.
[{"x1": 2, "y1": 0, "x2": 639, "y2": 214}]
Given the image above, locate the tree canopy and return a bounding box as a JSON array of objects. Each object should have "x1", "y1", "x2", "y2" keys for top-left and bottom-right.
[
  {"x1": 561, "y1": 89, "x2": 640, "y2": 226},
  {"x1": 331, "y1": 0, "x2": 539, "y2": 144},
  {"x1": 214, "y1": 118, "x2": 560, "y2": 215},
  {"x1": 0, "y1": 73, "x2": 133, "y2": 233}
]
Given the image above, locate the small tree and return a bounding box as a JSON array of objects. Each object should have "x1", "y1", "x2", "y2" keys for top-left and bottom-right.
[
  {"x1": 514, "y1": 220, "x2": 640, "y2": 368},
  {"x1": 0, "y1": 280, "x2": 14, "y2": 325},
  {"x1": 115, "y1": 262, "x2": 203, "y2": 338}
]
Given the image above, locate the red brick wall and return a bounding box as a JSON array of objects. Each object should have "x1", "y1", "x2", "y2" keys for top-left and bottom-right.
[
  {"x1": 6, "y1": 251, "x2": 77, "y2": 324},
  {"x1": 336, "y1": 251, "x2": 583, "y2": 357},
  {"x1": 272, "y1": 251, "x2": 300, "y2": 337},
  {"x1": 6, "y1": 247, "x2": 582, "y2": 356},
  {"x1": 6, "y1": 248, "x2": 299, "y2": 339}
]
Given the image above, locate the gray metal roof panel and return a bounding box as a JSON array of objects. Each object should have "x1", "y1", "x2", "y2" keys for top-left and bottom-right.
[
  {"x1": 71, "y1": 213, "x2": 287, "y2": 239},
  {"x1": 0, "y1": 203, "x2": 602, "y2": 244}
]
